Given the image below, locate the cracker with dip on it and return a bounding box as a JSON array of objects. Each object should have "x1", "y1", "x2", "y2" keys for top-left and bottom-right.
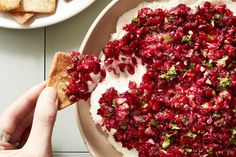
[{"x1": 47, "y1": 52, "x2": 105, "y2": 110}]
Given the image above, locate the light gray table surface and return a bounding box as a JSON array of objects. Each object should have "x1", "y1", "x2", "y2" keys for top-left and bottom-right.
[{"x1": 0, "y1": 0, "x2": 112, "y2": 156}]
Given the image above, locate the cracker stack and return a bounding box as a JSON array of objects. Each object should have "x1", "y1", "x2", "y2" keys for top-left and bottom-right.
[{"x1": 0, "y1": 0, "x2": 57, "y2": 24}]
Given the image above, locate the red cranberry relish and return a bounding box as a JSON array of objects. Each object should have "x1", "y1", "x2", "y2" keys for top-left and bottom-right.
[
  {"x1": 66, "y1": 52, "x2": 105, "y2": 102},
  {"x1": 98, "y1": 2, "x2": 236, "y2": 157}
]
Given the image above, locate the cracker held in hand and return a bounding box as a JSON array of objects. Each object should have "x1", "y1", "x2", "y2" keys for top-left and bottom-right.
[
  {"x1": 48, "y1": 52, "x2": 105, "y2": 110},
  {"x1": 0, "y1": 0, "x2": 21, "y2": 12},
  {"x1": 18, "y1": 0, "x2": 56, "y2": 13},
  {"x1": 47, "y1": 52, "x2": 73, "y2": 110}
]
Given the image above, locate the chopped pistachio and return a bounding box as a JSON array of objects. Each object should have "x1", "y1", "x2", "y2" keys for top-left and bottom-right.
[
  {"x1": 207, "y1": 148, "x2": 214, "y2": 155},
  {"x1": 82, "y1": 55, "x2": 88, "y2": 61},
  {"x1": 231, "y1": 128, "x2": 236, "y2": 135},
  {"x1": 171, "y1": 124, "x2": 180, "y2": 130},
  {"x1": 161, "y1": 65, "x2": 177, "y2": 80},
  {"x1": 181, "y1": 35, "x2": 191, "y2": 43},
  {"x1": 120, "y1": 124, "x2": 128, "y2": 130},
  {"x1": 210, "y1": 14, "x2": 222, "y2": 27},
  {"x1": 132, "y1": 17, "x2": 139, "y2": 23},
  {"x1": 161, "y1": 73, "x2": 169, "y2": 79},
  {"x1": 149, "y1": 119, "x2": 158, "y2": 127},
  {"x1": 168, "y1": 65, "x2": 177, "y2": 75},
  {"x1": 140, "y1": 101, "x2": 148, "y2": 108},
  {"x1": 211, "y1": 19, "x2": 215, "y2": 27},
  {"x1": 206, "y1": 79, "x2": 212, "y2": 85},
  {"x1": 207, "y1": 34, "x2": 214, "y2": 40},
  {"x1": 202, "y1": 60, "x2": 213, "y2": 68},
  {"x1": 185, "y1": 148, "x2": 193, "y2": 153},
  {"x1": 163, "y1": 34, "x2": 173, "y2": 43},
  {"x1": 188, "y1": 63, "x2": 195, "y2": 70},
  {"x1": 202, "y1": 103, "x2": 209, "y2": 109},
  {"x1": 186, "y1": 132, "x2": 197, "y2": 139},
  {"x1": 162, "y1": 136, "x2": 171, "y2": 149},
  {"x1": 119, "y1": 123, "x2": 128, "y2": 130},
  {"x1": 111, "y1": 99, "x2": 117, "y2": 108},
  {"x1": 202, "y1": 50, "x2": 207, "y2": 58},
  {"x1": 233, "y1": 109, "x2": 236, "y2": 113},
  {"x1": 182, "y1": 118, "x2": 188, "y2": 124},
  {"x1": 215, "y1": 14, "x2": 222, "y2": 19},
  {"x1": 230, "y1": 138, "x2": 236, "y2": 145},
  {"x1": 217, "y1": 56, "x2": 228, "y2": 67},
  {"x1": 104, "y1": 113, "x2": 112, "y2": 118},
  {"x1": 219, "y1": 78, "x2": 231, "y2": 88},
  {"x1": 212, "y1": 113, "x2": 221, "y2": 118},
  {"x1": 149, "y1": 26, "x2": 156, "y2": 31}
]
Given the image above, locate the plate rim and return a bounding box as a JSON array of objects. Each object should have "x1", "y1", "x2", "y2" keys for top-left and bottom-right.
[
  {"x1": 0, "y1": 0, "x2": 95, "y2": 29},
  {"x1": 76, "y1": 0, "x2": 119, "y2": 156}
]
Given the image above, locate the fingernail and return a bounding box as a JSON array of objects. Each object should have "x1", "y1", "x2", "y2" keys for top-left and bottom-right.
[{"x1": 41, "y1": 87, "x2": 58, "y2": 107}]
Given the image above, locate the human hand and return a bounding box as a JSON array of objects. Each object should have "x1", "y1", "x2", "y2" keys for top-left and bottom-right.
[{"x1": 0, "y1": 82, "x2": 58, "y2": 157}]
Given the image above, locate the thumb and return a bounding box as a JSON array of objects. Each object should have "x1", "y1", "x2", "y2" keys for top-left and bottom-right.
[{"x1": 24, "y1": 87, "x2": 58, "y2": 154}]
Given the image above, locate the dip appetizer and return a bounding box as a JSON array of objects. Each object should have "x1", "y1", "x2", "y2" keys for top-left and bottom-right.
[{"x1": 48, "y1": 0, "x2": 236, "y2": 156}]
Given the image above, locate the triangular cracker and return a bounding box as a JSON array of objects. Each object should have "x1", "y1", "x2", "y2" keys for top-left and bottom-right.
[
  {"x1": 47, "y1": 52, "x2": 74, "y2": 110},
  {"x1": 9, "y1": 12, "x2": 35, "y2": 24},
  {"x1": 0, "y1": 0, "x2": 21, "y2": 12}
]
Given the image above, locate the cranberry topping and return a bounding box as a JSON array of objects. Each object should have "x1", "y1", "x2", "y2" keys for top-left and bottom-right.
[
  {"x1": 98, "y1": 2, "x2": 236, "y2": 157},
  {"x1": 66, "y1": 52, "x2": 106, "y2": 102}
]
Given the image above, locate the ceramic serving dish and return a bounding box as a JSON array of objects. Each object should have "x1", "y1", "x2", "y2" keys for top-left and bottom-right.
[
  {"x1": 76, "y1": 0, "x2": 148, "y2": 157},
  {"x1": 75, "y1": 0, "x2": 236, "y2": 156}
]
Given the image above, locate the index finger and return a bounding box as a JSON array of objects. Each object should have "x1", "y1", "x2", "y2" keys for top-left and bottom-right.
[{"x1": 0, "y1": 82, "x2": 46, "y2": 136}]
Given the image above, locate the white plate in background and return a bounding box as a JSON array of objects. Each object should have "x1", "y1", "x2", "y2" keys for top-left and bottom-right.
[{"x1": 0, "y1": 0, "x2": 95, "y2": 29}]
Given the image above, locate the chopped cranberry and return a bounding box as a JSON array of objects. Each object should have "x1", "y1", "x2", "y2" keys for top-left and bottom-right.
[
  {"x1": 97, "y1": 2, "x2": 236, "y2": 157},
  {"x1": 65, "y1": 52, "x2": 106, "y2": 101}
]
